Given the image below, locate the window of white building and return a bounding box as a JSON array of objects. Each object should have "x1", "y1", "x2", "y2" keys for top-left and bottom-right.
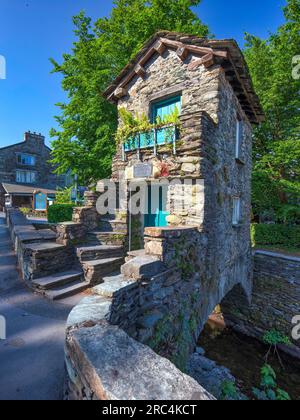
[
  {"x1": 16, "y1": 170, "x2": 36, "y2": 184},
  {"x1": 17, "y1": 153, "x2": 36, "y2": 166}
]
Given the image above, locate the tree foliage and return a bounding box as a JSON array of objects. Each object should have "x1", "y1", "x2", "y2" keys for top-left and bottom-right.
[
  {"x1": 244, "y1": 0, "x2": 300, "y2": 220},
  {"x1": 50, "y1": 0, "x2": 209, "y2": 185}
]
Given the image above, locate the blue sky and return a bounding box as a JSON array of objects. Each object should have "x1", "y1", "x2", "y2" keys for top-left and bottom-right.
[{"x1": 0, "y1": 0, "x2": 286, "y2": 147}]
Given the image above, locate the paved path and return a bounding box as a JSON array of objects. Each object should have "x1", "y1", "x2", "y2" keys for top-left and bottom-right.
[{"x1": 0, "y1": 214, "x2": 83, "y2": 400}]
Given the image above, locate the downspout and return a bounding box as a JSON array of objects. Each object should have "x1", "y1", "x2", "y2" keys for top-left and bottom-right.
[{"x1": 128, "y1": 183, "x2": 132, "y2": 252}]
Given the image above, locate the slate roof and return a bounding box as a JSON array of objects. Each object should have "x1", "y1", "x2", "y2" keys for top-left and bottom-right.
[
  {"x1": 103, "y1": 31, "x2": 264, "y2": 124},
  {"x1": 2, "y1": 183, "x2": 57, "y2": 195}
]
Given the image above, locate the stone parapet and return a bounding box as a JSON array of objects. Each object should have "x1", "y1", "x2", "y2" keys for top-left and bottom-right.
[
  {"x1": 84, "y1": 191, "x2": 100, "y2": 207},
  {"x1": 72, "y1": 207, "x2": 99, "y2": 231},
  {"x1": 65, "y1": 283, "x2": 214, "y2": 400},
  {"x1": 222, "y1": 250, "x2": 300, "y2": 357},
  {"x1": 56, "y1": 221, "x2": 87, "y2": 246},
  {"x1": 144, "y1": 226, "x2": 204, "y2": 269}
]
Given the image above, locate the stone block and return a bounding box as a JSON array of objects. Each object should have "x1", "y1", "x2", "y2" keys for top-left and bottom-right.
[
  {"x1": 66, "y1": 324, "x2": 214, "y2": 400},
  {"x1": 121, "y1": 256, "x2": 166, "y2": 280}
]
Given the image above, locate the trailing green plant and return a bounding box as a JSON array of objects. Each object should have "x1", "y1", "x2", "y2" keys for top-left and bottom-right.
[
  {"x1": 220, "y1": 381, "x2": 241, "y2": 401},
  {"x1": 48, "y1": 204, "x2": 75, "y2": 224},
  {"x1": 263, "y1": 329, "x2": 292, "y2": 367},
  {"x1": 116, "y1": 107, "x2": 181, "y2": 146},
  {"x1": 252, "y1": 364, "x2": 291, "y2": 401}
]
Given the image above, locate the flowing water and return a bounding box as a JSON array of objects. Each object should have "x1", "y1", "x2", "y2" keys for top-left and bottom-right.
[{"x1": 198, "y1": 318, "x2": 300, "y2": 400}]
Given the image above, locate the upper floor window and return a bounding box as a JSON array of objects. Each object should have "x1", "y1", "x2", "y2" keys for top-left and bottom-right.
[
  {"x1": 16, "y1": 170, "x2": 36, "y2": 184},
  {"x1": 150, "y1": 95, "x2": 182, "y2": 147},
  {"x1": 235, "y1": 117, "x2": 244, "y2": 162},
  {"x1": 124, "y1": 95, "x2": 182, "y2": 152},
  {"x1": 232, "y1": 197, "x2": 241, "y2": 226},
  {"x1": 151, "y1": 96, "x2": 182, "y2": 124},
  {"x1": 17, "y1": 153, "x2": 36, "y2": 166}
]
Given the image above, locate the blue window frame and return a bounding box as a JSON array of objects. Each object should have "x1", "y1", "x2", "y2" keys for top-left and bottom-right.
[
  {"x1": 123, "y1": 95, "x2": 182, "y2": 152},
  {"x1": 152, "y1": 96, "x2": 182, "y2": 145},
  {"x1": 17, "y1": 153, "x2": 36, "y2": 166},
  {"x1": 151, "y1": 96, "x2": 182, "y2": 124}
]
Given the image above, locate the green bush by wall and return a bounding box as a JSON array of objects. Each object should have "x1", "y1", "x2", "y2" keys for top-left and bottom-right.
[
  {"x1": 251, "y1": 224, "x2": 300, "y2": 249},
  {"x1": 48, "y1": 204, "x2": 74, "y2": 224}
]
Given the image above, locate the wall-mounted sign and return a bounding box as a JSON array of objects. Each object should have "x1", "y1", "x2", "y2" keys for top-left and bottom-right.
[{"x1": 133, "y1": 163, "x2": 153, "y2": 178}]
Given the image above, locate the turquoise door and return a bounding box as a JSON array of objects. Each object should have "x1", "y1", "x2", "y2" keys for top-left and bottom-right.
[
  {"x1": 145, "y1": 185, "x2": 169, "y2": 228},
  {"x1": 152, "y1": 96, "x2": 182, "y2": 145}
]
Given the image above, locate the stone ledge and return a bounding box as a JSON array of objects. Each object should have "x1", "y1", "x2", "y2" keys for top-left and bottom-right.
[
  {"x1": 144, "y1": 225, "x2": 198, "y2": 239},
  {"x1": 255, "y1": 249, "x2": 300, "y2": 263},
  {"x1": 66, "y1": 323, "x2": 214, "y2": 400}
]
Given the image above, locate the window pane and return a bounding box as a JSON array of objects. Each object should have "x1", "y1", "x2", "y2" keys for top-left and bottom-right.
[
  {"x1": 152, "y1": 96, "x2": 182, "y2": 123},
  {"x1": 235, "y1": 120, "x2": 243, "y2": 160},
  {"x1": 232, "y1": 198, "x2": 241, "y2": 225},
  {"x1": 18, "y1": 154, "x2": 35, "y2": 166}
]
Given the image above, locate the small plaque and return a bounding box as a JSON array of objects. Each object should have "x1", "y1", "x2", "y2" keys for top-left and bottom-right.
[{"x1": 133, "y1": 163, "x2": 153, "y2": 178}]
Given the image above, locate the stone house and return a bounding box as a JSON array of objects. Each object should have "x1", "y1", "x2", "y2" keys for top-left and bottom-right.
[
  {"x1": 101, "y1": 31, "x2": 264, "y2": 326},
  {"x1": 0, "y1": 131, "x2": 66, "y2": 209}
]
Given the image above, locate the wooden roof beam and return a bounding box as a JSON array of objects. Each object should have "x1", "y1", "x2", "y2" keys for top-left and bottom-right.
[
  {"x1": 226, "y1": 52, "x2": 259, "y2": 122},
  {"x1": 160, "y1": 38, "x2": 227, "y2": 59},
  {"x1": 115, "y1": 87, "x2": 128, "y2": 99},
  {"x1": 176, "y1": 46, "x2": 189, "y2": 61},
  {"x1": 154, "y1": 40, "x2": 166, "y2": 56},
  {"x1": 188, "y1": 53, "x2": 214, "y2": 71},
  {"x1": 135, "y1": 64, "x2": 146, "y2": 78}
]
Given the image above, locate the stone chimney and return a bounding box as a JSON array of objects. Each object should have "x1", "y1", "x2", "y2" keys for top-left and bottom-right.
[{"x1": 24, "y1": 131, "x2": 45, "y2": 145}]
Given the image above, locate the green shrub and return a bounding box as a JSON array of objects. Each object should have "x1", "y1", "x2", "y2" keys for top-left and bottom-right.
[
  {"x1": 251, "y1": 224, "x2": 300, "y2": 248},
  {"x1": 276, "y1": 205, "x2": 300, "y2": 225},
  {"x1": 48, "y1": 204, "x2": 74, "y2": 224},
  {"x1": 54, "y1": 187, "x2": 73, "y2": 205}
]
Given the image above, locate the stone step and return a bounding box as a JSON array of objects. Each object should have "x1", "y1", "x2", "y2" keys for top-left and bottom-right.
[
  {"x1": 77, "y1": 244, "x2": 124, "y2": 262},
  {"x1": 32, "y1": 270, "x2": 83, "y2": 290},
  {"x1": 92, "y1": 273, "x2": 136, "y2": 298},
  {"x1": 87, "y1": 231, "x2": 127, "y2": 246},
  {"x1": 98, "y1": 220, "x2": 128, "y2": 233},
  {"x1": 22, "y1": 241, "x2": 75, "y2": 281},
  {"x1": 121, "y1": 255, "x2": 166, "y2": 281},
  {"x1": 82, "y1": 257, "x2": 124, "y2": 285},
  {"x1": 125, "y1": 249, "x2": 146, "y2": 262},
  {"x1": 44, "y1": 280, "x2": 90, "y2": 301}
]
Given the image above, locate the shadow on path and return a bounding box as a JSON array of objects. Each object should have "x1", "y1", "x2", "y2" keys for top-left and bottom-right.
[{"x1": 0, "y1": 214, "x2": 84, "y2": 400}]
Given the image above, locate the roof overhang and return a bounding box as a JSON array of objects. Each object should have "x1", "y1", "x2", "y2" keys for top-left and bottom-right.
[
  {"x1": 103, "y1": 32, "x2": 264, "y2": 124},
  {"x1": 1, "y1": 183, "x2": 57, "y2": 196}
]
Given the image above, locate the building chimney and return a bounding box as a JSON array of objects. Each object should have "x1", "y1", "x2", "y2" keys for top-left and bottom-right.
[{"x1": 24, "y1": 131, "x2": 45, "y2": 144}]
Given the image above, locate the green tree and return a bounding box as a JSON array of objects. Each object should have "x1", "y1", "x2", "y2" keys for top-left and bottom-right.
[
  {"x1": 50, "y1": 0, "x2": 209, "y2": 185},
  {"x1": 244, "y1": 0, "x2": 300, "y2": 220}
]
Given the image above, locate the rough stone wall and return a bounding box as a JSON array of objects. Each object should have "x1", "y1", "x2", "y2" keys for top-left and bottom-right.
[
  {"x1": 56, "y1": 222, "x2": 87, "y2": 246},
  {"x1": 105, "y1": 48, "x2": 255, "y2": 370},
  {"x1": 221, "y1": 251, "x2": 300, "y2": 353},
  {"x1": 0, "y1": 132, "x2": 65, "y2": 188},
  {"x1": 113, "y1": 49, "x2": 253, "y2": 297},
  {"x1": 65, "y1": 280, "x2": 214, "y2": 400},
  {"x1": 201, "y1": 68, "x2": 253, "y2": 301}
]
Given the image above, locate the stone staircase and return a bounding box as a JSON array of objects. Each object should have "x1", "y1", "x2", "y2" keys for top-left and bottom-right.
[
  {"x1": 77, "y1": 244, "x2": 125, "y2": 286},
  {"x1": 22, "y1": 207, "x2": 128, "y2": 300},
  {"x1": 32, "y1": 270, "x2": 89, "y2": 301}
]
